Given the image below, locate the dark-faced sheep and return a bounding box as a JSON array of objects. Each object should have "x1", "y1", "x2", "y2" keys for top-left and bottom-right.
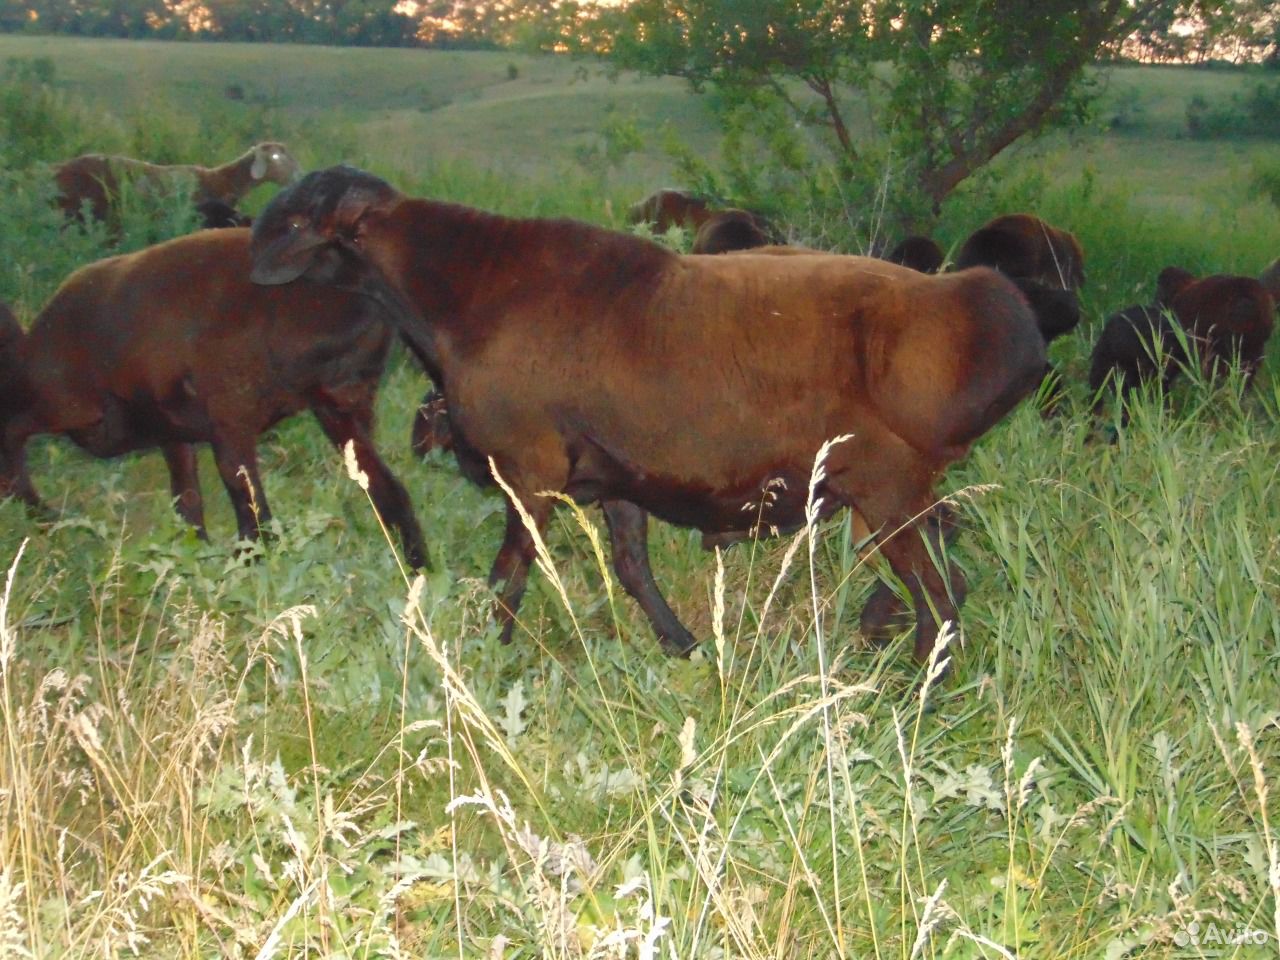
[
  {"x1": 1172, "y1": 273, "x2": 1275, "y2": 381},
  {"x1": 54, "y1": 142, "x2": 300, "y2": 226},
  {"x1": 1088, "y1": 267, "x2": 1195, "y2": 411},
  {"x1": 1090, "y1": 266, "x2": 1274, "y2": 413},
  {"x1": 955, "y1": 213, "x2": 1086, "y2": 291},
  {"x1": 885, "y1": 236, "x2": 945, "y2": 274},
  {"x1": 250, "y1": 166, "x2": 1046, "y2": 665},
  {"x1": 0, "y1": 229, "x2": 426, "y2": 568},
  {"x1": 954, "y1": 214, "x2": 1086, "y2": 414},
  {"x1": 952, "y1": 216, "x2": 1084, "y2": 337},
  {"x1": 691, "y1": 209, "x2": 773, "y2": 255}
]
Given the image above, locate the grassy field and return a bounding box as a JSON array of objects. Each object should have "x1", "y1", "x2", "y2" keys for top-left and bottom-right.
[{"x1": 1, "y1": 34, "x2": 1280, "y2": 959}]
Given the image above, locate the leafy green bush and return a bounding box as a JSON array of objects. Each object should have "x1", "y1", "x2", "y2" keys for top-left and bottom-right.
[
  {"x1": 1244, "y1": 80, "x2": 1280, "y2": 135},
  {"x1": 0, "y1": 57, "x2": 84, "y2": 167},
  {"x1": 1254, "y1": 157, "x2": 1280, "y2": 208},
  {"x1": 1186, "y1": 81, "x2": 1280, "y2": 139}
]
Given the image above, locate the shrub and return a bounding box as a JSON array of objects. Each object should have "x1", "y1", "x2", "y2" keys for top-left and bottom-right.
[
  {"x1": 1253, "y1": 157, "x2": 1280, "y2": 209},
  {"x1": 1244, "y1": 80, "x2": 1280, "y2": 136},
  {"x1": 0, "y1": 57, "x2": 82, "y2": 168},
  {"x1": 1186, "y1": 81, "x2": 1280, "y2": 139}
]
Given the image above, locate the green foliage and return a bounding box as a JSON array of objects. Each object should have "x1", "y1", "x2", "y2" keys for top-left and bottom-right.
[
  {"x1": 590, "y1": 0, "x2": 1172, "y2": 230},
  {"x1": 1253, "y1": 156, "x2": 1280, "y2": 208},
  {"x1": 14, "y1": 0, "x2": 423, "y2": 46},
  {"x1": 573, "y1": 101, "x2": 643, "y2": 180},
  {"x1": 1127, "y1": 0, "x2": 1278, "y2": 65},
  {"x1": 1186, "y1": 80, "x2": 1280, "y2": 138},
  {"x1": 0, "y1": 56, "x2": 85, "y2": 167}
]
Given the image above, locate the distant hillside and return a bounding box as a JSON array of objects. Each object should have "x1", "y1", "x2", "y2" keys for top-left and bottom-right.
[{"x1": 1, "y1": 35, "x2": 1276, "y2": 237}]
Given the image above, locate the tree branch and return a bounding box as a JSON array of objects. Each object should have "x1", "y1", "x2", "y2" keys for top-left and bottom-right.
[{"x1": 806, "y1": 75, "x2": 856, "y2": 156}]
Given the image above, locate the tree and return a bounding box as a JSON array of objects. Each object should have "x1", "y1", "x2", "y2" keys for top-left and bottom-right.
[
  {"x1": 419, "y1": 0, "x2": 565, "y2": 48},
  {"x1": 589, "y1": 0, "x2": 1179, "y2": 229}
]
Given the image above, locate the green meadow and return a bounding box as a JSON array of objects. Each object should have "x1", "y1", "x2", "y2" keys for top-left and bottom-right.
[{"x1": 1, "y1": 34, "x2": 1279, "y2": 959}]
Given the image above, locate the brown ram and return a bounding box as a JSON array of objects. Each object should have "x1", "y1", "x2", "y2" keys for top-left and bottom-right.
[{"x1": 251, "y1": 166, "x2": 1046, "y2": 664}]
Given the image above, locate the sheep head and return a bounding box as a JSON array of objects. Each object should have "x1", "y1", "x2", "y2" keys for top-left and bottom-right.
[
  {"x1": 249, "y1": 142, "x2": 303, "y2": 186},
  {"x1": 249, "y1": 165, "x2": 400, "y2": 286},
  {"x1": 1155, "y1": 266, "x2": 1196, "y2": 307},
  {"x1": 1011, "y1": 279, "x2": 1081, "y2": 343}
]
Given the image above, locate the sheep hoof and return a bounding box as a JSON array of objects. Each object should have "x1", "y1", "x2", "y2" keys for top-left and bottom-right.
[
  {"x1": 28, "y1": 502, "x2": 60, "y2": 525},
  {"x1": 659, "y1": 631, "x2": 699, "y2": 658},
  {"x1": 860, "y1": 586, "x2": 912, "y2": 648}
]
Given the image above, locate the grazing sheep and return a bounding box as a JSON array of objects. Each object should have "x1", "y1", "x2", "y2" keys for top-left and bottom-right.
[
  {"x1": 1172, "y1": 273, "x2": 1275, "y2": 381},
  {"x1": 885, "y1": 236, "x2": 945, "y2": 274},
  {"x1": 53, "y1": 142, "x2": 301, "y2": 225},
  {"x1": 0, "y1": 229, "x2": 426, "y2": 568},
  {"x1": 955, "y1": 213, "x2": 1086, "y2": 290},
  {"x1": 1012, "y1": 279, "x2": 1082, "y2": 344},
  {"x1": 1088, "y1": 268, "x2": 1192, "y2": 411},
  {"x1": 626, "y1": 188, "x2": 714, "y2": 234},
  {"x1": 1090, "y1": 266, "x2": 1274, "y2": 413},
  {"x1": 251, "y1": 166, "x2": 1046, "y2": 665},
  {"x1": 954, "y1": 214, "x2": 1085, "y2": 414},
  {"x1": 691, "y1": 209, "x2": 773, "y2": 255}
]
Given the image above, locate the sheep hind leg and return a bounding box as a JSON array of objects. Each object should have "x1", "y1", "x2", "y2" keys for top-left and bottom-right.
[
  {"x1": 161, "y1": 443, "x2": 208, "y2": 539},
  {"x1": 310, "y1": 399, "x2": 428, "y2": 570},
  {"x1": 601, "y1": 499, "x2": 697, "y2": 656},
  {"x1": 209, "y1": 433, "x2": 271, "y2": 545}
]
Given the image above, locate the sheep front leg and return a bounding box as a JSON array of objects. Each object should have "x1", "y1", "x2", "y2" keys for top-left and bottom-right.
[
  {"x1": 161, "y1": 443, "x2": 208, "y2": 538},
  {"x1": 489, "y1": 495, "x2": 553, "y2": 645},
  {"x1": 869, "y1": 510, "x2": 965, "y2": 665},
  {"x1": 1, "y1": 415, "x2": 45, "y2": 512},
  {"x1": 209, "y1": 434, "x2": 271, "y2": 544},
  {"x1": 830, "y1": 442, "x2": 965, "y2": 665},
  {"x1": 310, "y1": 398, "x2": 428, "y2": 570},
  {"x1": 602, "y1": 500, "x2": 697, "y2": 656}
]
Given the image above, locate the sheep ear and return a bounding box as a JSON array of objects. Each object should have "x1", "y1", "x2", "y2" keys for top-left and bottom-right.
[
  {"x1": 250, "y1": 148, "x2": 268, "y2": 181},
  {"x1": 333, "y1": 192, "x2": 378, "y2": 231},
  {"x1": 249, "y1": 227, "x2": 329, "y2": 285}
]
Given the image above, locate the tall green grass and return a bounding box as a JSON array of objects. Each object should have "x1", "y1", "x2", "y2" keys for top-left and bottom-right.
[{"x1": 1, "y1": 37, "x2": 1279, "y2": 959}]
